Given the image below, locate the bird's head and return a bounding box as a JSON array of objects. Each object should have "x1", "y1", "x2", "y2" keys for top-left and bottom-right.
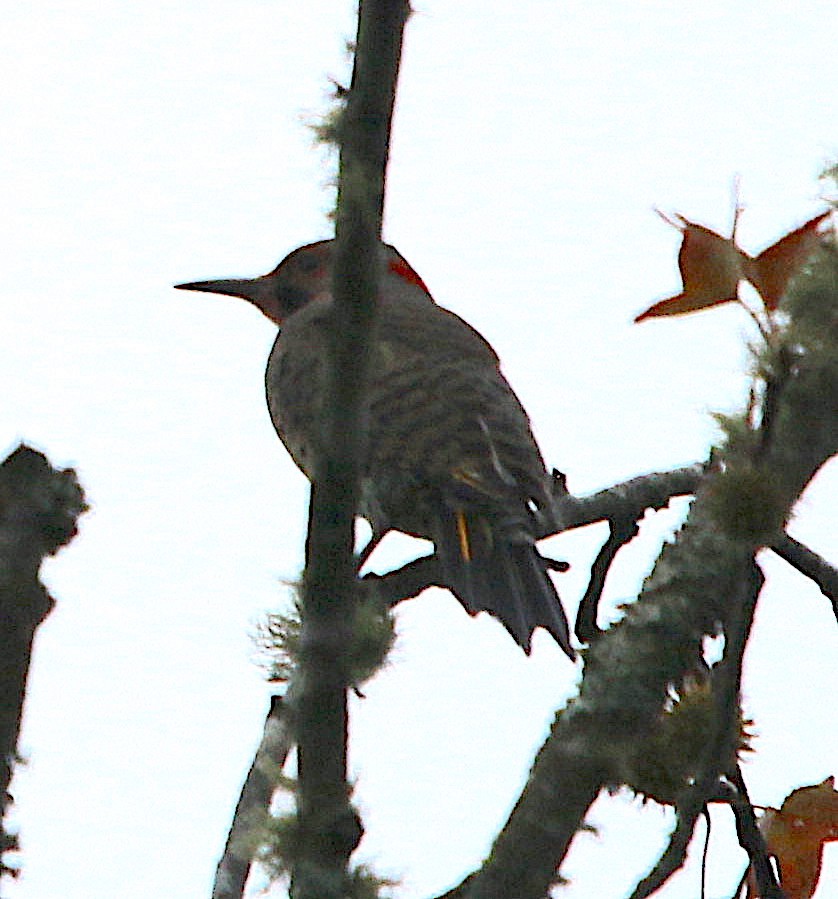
[{"x1": 175, "y1": 239, "x2": 431, "y2": 325}]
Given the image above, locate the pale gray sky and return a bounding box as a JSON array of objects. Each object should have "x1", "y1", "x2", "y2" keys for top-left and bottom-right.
[{"x1": 1, "y1": 3, "x2": 836, "y2": 897}]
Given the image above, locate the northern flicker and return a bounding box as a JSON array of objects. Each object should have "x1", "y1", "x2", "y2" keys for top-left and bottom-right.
[{"x1": 176, "y1": 240, "x2": 572, "y2": 657}]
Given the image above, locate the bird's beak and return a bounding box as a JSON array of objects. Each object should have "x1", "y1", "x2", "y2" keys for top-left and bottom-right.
[
  {"x1": 174, "y1": 274, "x2": 282, "y2": 325},
  {"x1": 174, "y1": 276, "x2": 266, "y2": 301}
]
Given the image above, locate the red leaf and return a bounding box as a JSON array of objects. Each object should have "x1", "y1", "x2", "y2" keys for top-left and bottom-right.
[
  {"x1": 635, "y1": 214, "x2": 747, "y2": 322},
  {"x1": 634, "y1": 290, "x2": 737, "y2": 323},
  {"x1": 745, "y1": 211, "x2": 832, "y2": 310},
  {"x1": 751, "y1": 777, "x2": 838, "y2": 899}
]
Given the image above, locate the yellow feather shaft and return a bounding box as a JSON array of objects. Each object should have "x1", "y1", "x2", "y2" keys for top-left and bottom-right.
[{"x1": 455, "y1": 510, "x2": 472, "y2": 562}]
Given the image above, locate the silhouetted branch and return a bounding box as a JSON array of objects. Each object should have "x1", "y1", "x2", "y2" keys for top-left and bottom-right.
[
  {"x1": 361, "y1": 554, "x2": 444, "y2": 608},
  {"x1": 0, "y1": 445, "x2": 86, "y2": 865},
  {"x1": 292, "y1": 3, "x2": 411, "y2": 898},
  {"x1": 556, "y1": 464, "x2": 702, "y2": 642},
  {"x1": 629, "y1": 563, "x2": 765, "y2": 899},
  {"x1": 362, "y1": 467, "x2": 702, "y2": 612},
  {"x1": 727, "y1": 766, "x2": 785, "y2": 899},
  {"x1": 575, "y1": 516, "x2": 640, "y2": 643},
  {"x1": 441, "y1": 248, "x2": 838, "y2": 899},
  {"x1": 547, "y1": 463, "x2": 703, "y2": 534},
  {"x1": 364, "y1": 462, "x2": 837, "y2": 644},
  {"x1": 212, "y1": 695, "x2": 294, "y2": 899},
  {"x1": 771, "y1": 533, "x2": 838, "y2": 623}
]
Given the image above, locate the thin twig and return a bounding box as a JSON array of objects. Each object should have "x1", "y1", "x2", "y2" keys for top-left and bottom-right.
[
  {"x1": 212, "y1": 695, "x2": 295, "y2": 899},
  {"x1": 361, "y1": 554, "x2": 444, "y2": 609},
  {"x1": 364, "y1": 466, "x2": 835, "y2": 640},
  {"x1": 727, "y1": 766, "x2": 785, "y2": 899},
  {"x1": 360, "y1": 467, "x2": 702, "y2": 634},
  {"x1": 547, "y1": 463, "x2": 703, "y2": 535},
  {"x1": 770, "y1": 533, "x2": 838, "y2": 622},
  {"x1": 575, "y1": 517, "x2": 639, "y2": 643}
]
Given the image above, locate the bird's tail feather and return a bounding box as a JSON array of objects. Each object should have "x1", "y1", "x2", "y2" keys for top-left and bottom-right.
[{"x1": 434, "y1": 508, "x2": 574, "y2": 658}]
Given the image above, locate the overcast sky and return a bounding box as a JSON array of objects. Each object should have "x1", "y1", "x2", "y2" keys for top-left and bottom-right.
[{"x1": 1, "y1": 3, "x2": 836, "y2": 898}]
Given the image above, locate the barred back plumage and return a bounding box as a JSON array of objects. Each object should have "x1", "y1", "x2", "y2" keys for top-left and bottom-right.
[{"x1": 177, "y1": 240, "x2": 573, "y2": 657}]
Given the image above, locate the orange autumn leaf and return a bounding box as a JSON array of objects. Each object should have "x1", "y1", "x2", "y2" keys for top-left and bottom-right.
[
  {"x1": 635, "y1": 213, "x2": 747, "y2": 322},
  {"x1": 745, "y1": 211, "x2": 832, "y2": 310},
  {"x1": 749, "y1": 777, "x2": 838, "y2": 899}
]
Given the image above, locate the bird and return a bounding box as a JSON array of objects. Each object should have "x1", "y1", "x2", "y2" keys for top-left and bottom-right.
[{"x1": 176, "y1": 240, "x2": 573, "y2": 657}]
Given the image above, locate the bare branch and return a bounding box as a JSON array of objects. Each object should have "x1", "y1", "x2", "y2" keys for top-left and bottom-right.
[
  {"x1": 292, "y1": 3, "x2": 411, "y2": 897},
  {"x1": 629, "y1": 563, "x2": 765, "y2": 899},
  {"x1": 726, "y1": 766, "x2": 785, "y2": 899},
  {"x1": 212, "y1": 695, "x2": 294, "y2": 899},
  {"x1": 361, "y1": 554, "x2": 445, "y2": 609},
  {"x1": 363, "y1": 467, "x2": 703, "y2": 611},
  {"x1": 447, "y1": 250, "x2": 838, "y2": 899},
  {"x1": 547, "y1": 463, "x2": 704, "y2": 535},
  {"x1": 0, "y1": 445, "x2": 86, "y2": 862},
  {"x1": 574, "y1": 516, "x2": 640, "y2": 643},
  {"x1": 771, "y1": 533, "x2": 838, "y2": 622}
]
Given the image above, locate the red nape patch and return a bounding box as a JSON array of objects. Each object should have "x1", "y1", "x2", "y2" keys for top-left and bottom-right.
[{"x1": 389, "y1": 258, "x2": 431, "y2": 296}]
